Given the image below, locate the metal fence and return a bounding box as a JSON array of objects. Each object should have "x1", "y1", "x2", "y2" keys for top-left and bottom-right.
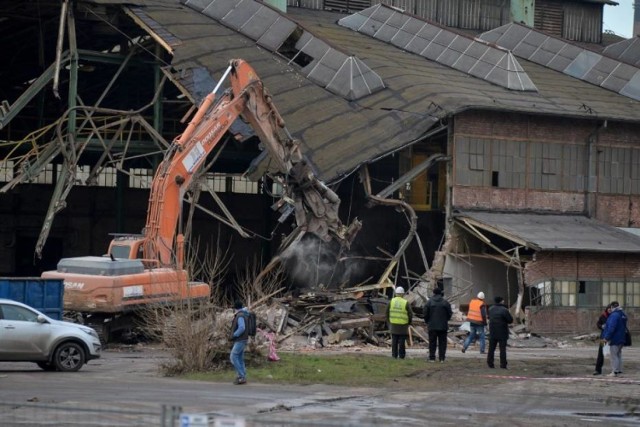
[
  {"x1": 0, "y1": 401, "x2": 381, "y2": 427},
  {"x1": 0, "y1": 402, "x2": 180, "y2": 427}
]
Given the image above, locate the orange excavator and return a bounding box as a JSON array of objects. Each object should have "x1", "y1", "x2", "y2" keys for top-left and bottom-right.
[{"x1": 42, "y1": 59, "x2": 360, "y2": 341}]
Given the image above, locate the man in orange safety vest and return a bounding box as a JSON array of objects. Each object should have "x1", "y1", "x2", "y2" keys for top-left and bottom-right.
[{"x1": 461, "y1": 292, "x2": 487, "y2": 354}]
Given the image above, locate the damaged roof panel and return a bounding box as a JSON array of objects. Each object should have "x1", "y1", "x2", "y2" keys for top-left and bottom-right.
[
  {"x1": 454, "y1": 211, "x2": 640, "y2": 253},
  {"x1": 107, "y1": 2, "x2": 640, "y2": 182},
  {"x1": 182, "y1": 0, "x2": 385, "y2": 101}
]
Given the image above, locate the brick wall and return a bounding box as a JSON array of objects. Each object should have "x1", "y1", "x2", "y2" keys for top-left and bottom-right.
[
  {"x1": 524, "y1": 251, "x2": 640, "y2": 285},
  {"x1": 524, "y1": 251, "x2": 640, "y2": 334},
  {"x1": 451, "y1": 110, "x2": 640, "y2": 225},
  {"x1": 529, "y1": 306, "x2": 640, "y2": 336}
]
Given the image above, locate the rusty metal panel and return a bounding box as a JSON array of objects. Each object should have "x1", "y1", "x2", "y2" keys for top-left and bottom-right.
[
  {"x1": 479, "y1": 0, "x2": 509, "y2": 31},
  {"x1": 563, "y1": 2, "x2": 602, "y2": 44},
  {"x1": 438, "y1": 0, "x2": 459, "y2": 27},
  {"x1": 534, "y1": 0, "x2": 563, "y2": 37},
  {"x1": 323, "y1": 0, "x2": 371, "y2": 13},
  {"x1": 415, "y1": 0, "x2": 438, "y2": 21},
  {"x1": 288, "y1": 0, "x2": 324, "y2": 9},
  {"x1": 458, "y1": 0, "x2": 480, "y2": 29}
]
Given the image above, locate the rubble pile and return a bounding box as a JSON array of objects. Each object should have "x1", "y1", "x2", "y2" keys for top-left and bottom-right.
[{"x1": 250, "y1": 290, "x2": 577, "y2": 353}]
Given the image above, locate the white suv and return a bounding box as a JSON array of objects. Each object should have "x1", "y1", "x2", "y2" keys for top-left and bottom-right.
[{"x1": 0, "y1": 298, "x2": 101, "y2": 372}]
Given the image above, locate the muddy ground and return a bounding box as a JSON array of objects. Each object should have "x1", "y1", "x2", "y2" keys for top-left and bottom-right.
[{"x1": 1, "y1": 342, "x2": 639, "y2": 426}]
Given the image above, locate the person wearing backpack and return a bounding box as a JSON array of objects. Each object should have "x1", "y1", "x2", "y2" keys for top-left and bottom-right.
[{"x1": 230, "y1": 300, "x2": 250, "y2": 385}]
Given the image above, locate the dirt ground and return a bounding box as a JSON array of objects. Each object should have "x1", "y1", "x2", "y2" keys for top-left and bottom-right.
[{"x1": 2, "y1": 341, "x2": 639, "y2": 426}]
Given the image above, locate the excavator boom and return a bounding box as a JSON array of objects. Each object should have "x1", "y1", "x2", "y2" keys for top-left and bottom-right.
[{"x1": 142, "y1": 59, "x2": 359, "y2": 267}]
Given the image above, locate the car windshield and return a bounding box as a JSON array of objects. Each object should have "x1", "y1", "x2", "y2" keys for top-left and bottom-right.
[{"x1": 0, "y1": 304, "x2": 39, "y2": 322}]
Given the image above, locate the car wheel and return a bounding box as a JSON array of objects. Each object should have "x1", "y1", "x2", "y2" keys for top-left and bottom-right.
[
  {"x1": 53, "y1": 342, "x2": 86, "y2": 372},
  {"x1": 36, "y1": 362, "x2": 57, "y2": 371}
]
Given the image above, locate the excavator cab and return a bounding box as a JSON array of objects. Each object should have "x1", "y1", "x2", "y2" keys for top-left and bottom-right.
[{"x1": 107, "y1": 235, "x2": 145, "y2": 260}]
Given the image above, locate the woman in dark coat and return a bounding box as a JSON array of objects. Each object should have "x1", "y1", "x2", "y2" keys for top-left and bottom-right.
[
  {"x1": 593, "y1": 304, "x2": 612, "y2": 375},
  {"x1": 487, "y1": 296, "x2": 513, "y2": 369}
]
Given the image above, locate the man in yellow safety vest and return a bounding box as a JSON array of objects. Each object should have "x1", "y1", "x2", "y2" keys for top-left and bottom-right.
[{"x1": 387, "y1": 286, "x2": 413, "y2": 359}]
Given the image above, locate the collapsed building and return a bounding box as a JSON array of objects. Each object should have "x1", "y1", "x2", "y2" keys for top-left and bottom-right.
[{"x1": 1, "y1": 0, "x2": 639, "y2": 337}]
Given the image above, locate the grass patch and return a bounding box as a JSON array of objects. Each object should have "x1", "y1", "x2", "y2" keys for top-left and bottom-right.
[{"x1": 183, "y1": 353, "x2": 427, "y2": 387}]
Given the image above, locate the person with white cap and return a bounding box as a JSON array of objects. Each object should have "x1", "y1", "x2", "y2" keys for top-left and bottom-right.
[
  {"x1": 386, "y1": 286, "x2": 413, "y2": 359},
  {"x1": 461, "y1": 291, "x2": 487, "y2": 354}
]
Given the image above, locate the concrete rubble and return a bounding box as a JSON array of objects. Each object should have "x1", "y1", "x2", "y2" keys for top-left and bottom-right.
[{"x1": 249, "y1": 290, "x2": 588, "y2": 354}]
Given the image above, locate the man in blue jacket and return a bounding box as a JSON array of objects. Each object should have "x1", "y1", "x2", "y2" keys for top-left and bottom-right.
[
  {"x1": 230, "y1": 300, "x2": 249, "y2": 384},
  {"x1": 602, "y1": 301, "x2": 628, "y2": 377}
]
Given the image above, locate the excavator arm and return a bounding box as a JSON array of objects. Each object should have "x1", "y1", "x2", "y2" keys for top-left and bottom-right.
[{"x1": 141, "y1": 59, "x2": 360, "y2": 267}]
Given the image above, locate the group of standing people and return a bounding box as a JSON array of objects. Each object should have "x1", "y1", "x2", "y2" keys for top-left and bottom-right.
[
  {"x1": 459, "y1": 291, "x2": 513, "y2": 368},
  {"x1": 387, "y1": 287, "x2": 514, "y2": 367},
  {"x1": 594, "y1": 301, "x2": 629, "y2": 377}
]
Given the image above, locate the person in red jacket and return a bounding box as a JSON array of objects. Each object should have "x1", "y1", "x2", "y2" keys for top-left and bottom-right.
[{"x1": 592, "y1": 303, "x2": 612, "y2": 375}]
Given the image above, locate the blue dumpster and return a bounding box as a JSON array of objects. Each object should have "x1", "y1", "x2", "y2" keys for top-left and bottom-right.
[{"x1": 0, "y1": 277, "x2": 64, "y2": 320}]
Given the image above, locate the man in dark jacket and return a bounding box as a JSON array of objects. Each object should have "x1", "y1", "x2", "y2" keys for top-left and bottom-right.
[
  {"x1": 603, "y1": 301, "x2": 628, "y2": 377},
  {"x1": 386, "y1": 286, "x2": 413, "y2": 359},
  {"x1": 423, "y1": 287, "x2": 452, "y2": 362},
  {"x1": 593, "y1": 304, "x2": 612, "y2": 375},
  {"x1": 487, "y1": 296, "x2": 513, "y2": 369}
]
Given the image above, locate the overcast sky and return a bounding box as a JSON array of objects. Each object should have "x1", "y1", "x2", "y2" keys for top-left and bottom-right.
[{"x1": 603, "y1": 0, "x2": 635, "y2": 38}]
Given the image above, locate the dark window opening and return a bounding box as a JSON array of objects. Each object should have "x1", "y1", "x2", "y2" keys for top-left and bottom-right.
[
  {"x1": 579, "y1": 281, "x2": 586, "y2": 293},
  {"x1": 492, "y1": 171, "x2": 499, "y2": 187},
  {"x1": 277, "y1": 27, "x2": 314, "y2": 68}
]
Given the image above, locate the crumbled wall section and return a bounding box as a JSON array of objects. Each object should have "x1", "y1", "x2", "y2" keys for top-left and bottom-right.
[{"x1": 524, "y1": 251, "x2": 640, "y2": 334}]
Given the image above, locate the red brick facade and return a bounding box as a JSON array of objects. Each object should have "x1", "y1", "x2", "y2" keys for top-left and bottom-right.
[{"x1": 451, "y1": 110, "x2": 640, "y2": 226}]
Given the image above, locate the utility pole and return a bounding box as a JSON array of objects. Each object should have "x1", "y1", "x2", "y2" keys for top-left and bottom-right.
[{"x1": 635, "y1": 0, "x2": 640, "y2": 37}]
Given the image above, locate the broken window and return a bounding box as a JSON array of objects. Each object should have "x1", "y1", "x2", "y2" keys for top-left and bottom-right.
[
  {"x1": 577, "y1": 280, "x2": 600, "y2": 307},
  {"x1": 491, "y1": 139, "x2": 526, "y2": 188},
  {"x1": 0, "y1": 160, "x2": 14, "y2": 182},
  {"x1": 468, "y1": 139, "x2": 486, "y2": 171},
  {"x1": 628, "y1": 281, "x2": 640, "y2": 308},
  {"x1": 130, "y1": 168, "x2": 153, "y2": 189},
  {"x1": 277, "y1": 27, "x2": 313, "y2": 68},
  {"x1": 203, "y1": 173, "x2": 259, "y2": 194},
  {"x1": 603, "y1": 280, "x2": 626, "y2": 306},
  {"x1": 599, "y1": 146, "x2": 634, "y2": 195},
  {"x1": 553, "y1": 280, "x2": 577, "y2": 307}
]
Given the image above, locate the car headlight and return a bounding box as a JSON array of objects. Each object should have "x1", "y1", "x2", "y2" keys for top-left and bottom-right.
[{"x1": 82, "y1": 328, "x2": 100, "y2": 340}]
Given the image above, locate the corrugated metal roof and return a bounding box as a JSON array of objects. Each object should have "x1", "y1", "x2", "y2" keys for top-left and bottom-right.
[
  {"x1": 116, "y1": 2, "x2": 640, "y2": 183},
  {"x1": 454, "y1": 210, "x2": 640, "y2": 252}
]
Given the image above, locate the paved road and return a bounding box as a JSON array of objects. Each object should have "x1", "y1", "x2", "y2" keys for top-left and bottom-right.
[{"x1": 1, "y1": 346, "x2": 639, "y2": 426}]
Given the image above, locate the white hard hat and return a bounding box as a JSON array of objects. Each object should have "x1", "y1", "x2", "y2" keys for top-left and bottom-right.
[
  {"x1": 477, "y1": 292, "x2": 485, "y2": 300},
  {"x1": 395, "y1": 286, "x2": 405, "y2": 294}
]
